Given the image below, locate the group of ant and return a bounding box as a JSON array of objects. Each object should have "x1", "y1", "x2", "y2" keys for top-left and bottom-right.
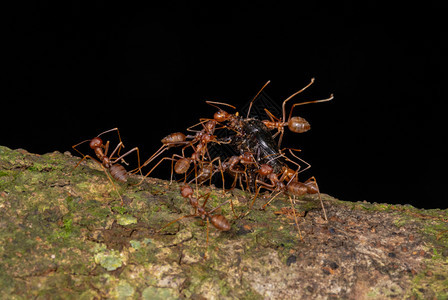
[{"x1": 72, "y1": 78, "x2": 333, "y2": 249}]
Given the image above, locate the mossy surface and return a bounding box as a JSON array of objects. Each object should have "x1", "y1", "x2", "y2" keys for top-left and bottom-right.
[{"x1": 0, "y1": 145, "x2": 447, "y2": 299}]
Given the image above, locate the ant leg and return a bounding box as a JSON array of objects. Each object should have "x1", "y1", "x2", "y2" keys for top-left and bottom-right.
[
  {"x1": 99, "y1": 164, "x2": 125, "y2": 206},
  {"x1": 112, "y1": 146, "x2": 142, "y2": 176},
  {"x1": 285, "y1": 148, "x2": 311, "y2": 175},
  {"x1": 157, "y1": 214, "x2": 196, "y2": 233},
  {"x1": 138, "y1": 145, "x2": 169, "y2": 171},
  {"x1": 72, "y1": 154, "x2": 102, "y2": 171},
  {"x1": 264, "y1": 108, "x2": 285, "y2": 142},
  {"x1": 186, "y1": 118, "x2": 215, "y2": 133},
  {"x1": 205, "y1": 218, "x2": 210, "y2": 260},
  {"x1": 281, "y1": 78, "x2": 315, "y2": 123},
  {"x1": 287, "y1": 94, "x2": 334, "y2": 122},
  {"x1": 72, "y1": 140, "x2": 92, "y2": 158},
  {"x1": 103, "y1": 140, "x2": 110, "y2": 157},
  {"x1": 288, "y1": 195, "x2": 304, "y2": 242},
  {"x1": 98, "y1": 128, "x2": 125, "y2": 157},
  {"x1": 214, "y1": 157, "x2": 226, "y2": 194},
  {"x1": 135, "y1": 156, "x2": 177, "y2": 185},
  {"x1": 207, "y1": 198, "x2": 231, "y2": 215},
  {"x1": 307, "y1": 176, "x2": 328, "y2": 222},
  {"x1": 108, "y1": 141, "x2": 122, "y2": 159},
  {"x1": 241, "y1": 180, "x2": 273, "y2": 217},
  {"x1": 264, "y1": 108, "x2": 281, "y2": 123},
  {"x1": 261, "y1": 190, "x2": 282, "y2": 210}
]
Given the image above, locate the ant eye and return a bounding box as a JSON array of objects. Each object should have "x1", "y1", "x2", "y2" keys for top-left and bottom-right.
[{"x1": 89, "y1": 137, "x2": 103, "y2": 149}]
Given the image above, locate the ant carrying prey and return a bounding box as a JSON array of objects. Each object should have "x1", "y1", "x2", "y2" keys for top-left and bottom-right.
[{"x1": 130, "y1": 78, "x2": 333, "y2": 243}]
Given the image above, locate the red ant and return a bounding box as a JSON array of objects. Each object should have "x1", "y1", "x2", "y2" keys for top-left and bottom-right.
[
  {"x1": 136, "y1": 119, "x2": 224, "y2": 186},
  {"x1": 158, "y1": 184, "x2": 231, "y2": 258},
  {"x1": 246, "y1": 78, "x2": 334, "y2": 147},
  {"x1": 254, "y1": 149, "x2": 328, "y2": 221},
  {"x1": 220, "y1": 152, "x2": 258, "y2": 191},
  {"x1": 72, "y1": 128, "x2": 141, "y2": 204}
]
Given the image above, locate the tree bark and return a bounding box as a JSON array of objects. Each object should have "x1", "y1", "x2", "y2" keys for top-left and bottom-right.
[{"x1": 0, "y1": 145, "x2": 447, "y2": 299}]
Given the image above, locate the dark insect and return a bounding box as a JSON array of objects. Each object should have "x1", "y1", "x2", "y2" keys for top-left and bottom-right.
[
  {"x1": 206, "y1": 79, "x2": 333, "y2": 190},
  {"x1": 135, "y1": 78, "x2": 333, "y2": 243}
]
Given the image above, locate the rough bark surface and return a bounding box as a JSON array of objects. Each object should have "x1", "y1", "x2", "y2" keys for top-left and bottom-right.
[{"x1": 0, "y1": 145, "x2": 447, "y2": 299}]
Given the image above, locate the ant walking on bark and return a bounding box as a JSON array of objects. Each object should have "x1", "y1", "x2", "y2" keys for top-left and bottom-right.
[
  {"x1": 158, "y1": 184, "x2": 231, "y2": 258},
  {"x1": 72, "y1": 128, "x2": 141, "y2": 205}
]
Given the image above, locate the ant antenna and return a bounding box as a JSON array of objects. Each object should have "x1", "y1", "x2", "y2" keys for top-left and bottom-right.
[
  {"x1": 205, "y1": 101, "x2": 236, "y2": 110},
  {"x1": 97, "y1": 127, "x2": 119, "y2": 137},
  {"x1": 246, "y1": 80, "x2": 271, "y2": 118}
]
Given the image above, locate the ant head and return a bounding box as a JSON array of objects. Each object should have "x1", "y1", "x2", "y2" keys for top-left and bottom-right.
[
  {"x1": 288, "y1": 117, "x2": 311, "y2": 133},
  {"x1": 89, "y1": 137, "x2": 103, "y2": 149},
  {"x1": 214, "y1": 110, "x2": 231, "y2": 122},
  {"x1": 240, "y1": 152, "x2": 254, "y2": 164},
  {"x1": 206, "y1": 101, "x2": 235, "y2": 122},
  {"x1": 258, "y1": 164, "x2": 273, "y2": 176},
  {"x1": 180, "y1": 184, "x2": 194, "y2": 198}
]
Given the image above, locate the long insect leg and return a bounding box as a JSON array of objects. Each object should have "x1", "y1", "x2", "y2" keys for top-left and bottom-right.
[
  {"x1": 100, "y1": 164, "x2": 125, "y2": 206},
  {"x1": 134, "y1": 156, "x2": 177, "y2": 185},
  {"x1": 157, "y1": 214, "x2": 196, "y2": 233},
  {"x1": 111, "y1": 146, "x2": 142, "y2": 176},
  {"x1": 281, "y1": 78, "x2": 315, "y2": 123},
  {"x1": 308, "y1": 176, "x2": 328, "y2": 222},
  {"x1": 287, "y1": 94, "x2": 334, "y2": 122},
  {"x1": 97, "y1": 128, "x2": 126, "y2": 158},
  {"x1": 288, "y1": 195, "x2": 304, "y2": 242},
  {"x1": 72, "y1": 154, "x2": 101, "y2": 171}
]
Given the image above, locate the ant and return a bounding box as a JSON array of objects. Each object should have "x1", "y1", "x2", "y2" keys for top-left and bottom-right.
[
  {"x1": 220, "y1": 152, "x2": 258, "y2": 191},
  {"x1": 72, "y1": 128, "x2": 141, "y2": 204},
  {"x1": 136, "y1": 119, "x2": 224, "y2": 187},
  {"x1": 246, "y1": 78, "x2": 334, "y2": 148},
  {"x1": 158, "y1": 184, "x2": 231, "y2": 258},
  {"x1": 254, "y1": 150, "x2": 328, "y2": 221}
]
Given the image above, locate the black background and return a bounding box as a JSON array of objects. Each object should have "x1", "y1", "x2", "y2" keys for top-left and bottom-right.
[{"x1": 6, "y1": 2, "x2": 447, "y2": 209}]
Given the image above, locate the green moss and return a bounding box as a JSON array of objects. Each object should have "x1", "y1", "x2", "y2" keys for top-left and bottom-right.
[
  {"x1": 115, "y1": 280, "x2": 135, "y2": 299},
  {"x1": 94, "y1": 249, "x2": 123, "y2": 271},
  {"x1": 142, "y1": 286, "x2": 178, "y2": 300},
  {"x1": 116, "y1": 214, "x2": 137, "y2": 226},
  {"x1": 1, "y1": 145, "x2": 448, "y2": 299}
]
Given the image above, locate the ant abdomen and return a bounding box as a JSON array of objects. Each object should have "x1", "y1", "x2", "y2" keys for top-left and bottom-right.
[
  {"x1": 210, "y1": 214, "x2": 231, "y2": 231},
  {"x1": 288, "y1": 117, "x2": 311, "y2": 133},
  {"x1": 109, "y1": 164, "x2": 128, "y2": 182},
  {"x1": 287, "y1": 181, "x2": 308, "y2": 196},
  {"x1": 304, "y1": 178, "x2": 319, "y2": 194},
  {"x1": 161, "y1": 132, "x2": 186, "y2": 145},
  {"x1": 174, "y1": 158, "x2": 191, "y2": 174}
]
